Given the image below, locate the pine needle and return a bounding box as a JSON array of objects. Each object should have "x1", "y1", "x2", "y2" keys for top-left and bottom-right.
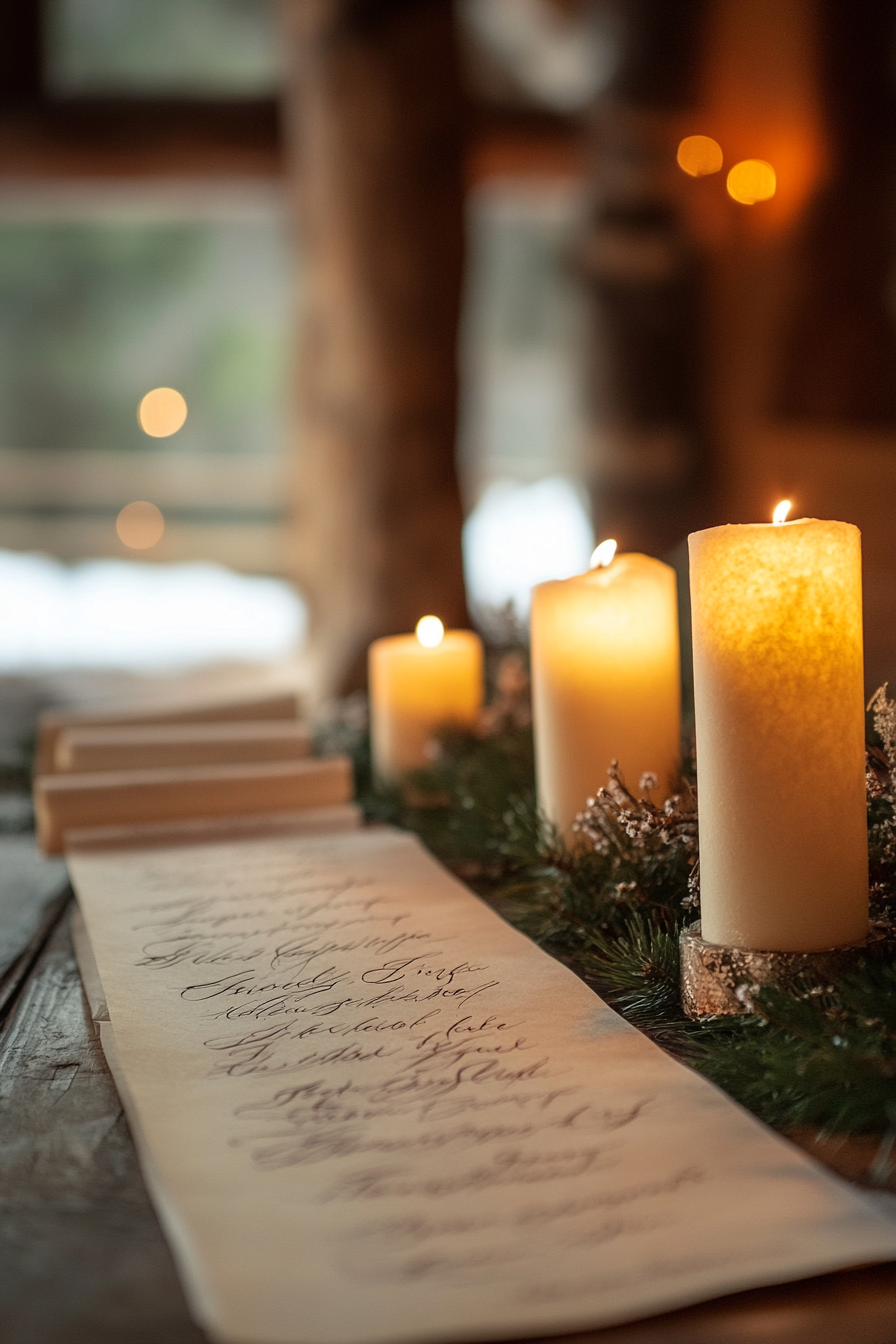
[{"x1": 317, "y1": 673, "x2": 896, "y2": 1149}]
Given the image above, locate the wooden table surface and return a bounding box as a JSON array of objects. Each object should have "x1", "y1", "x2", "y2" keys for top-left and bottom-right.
[{"x1": 1, "y1": 832, "x2": 894, "y2": 1344}]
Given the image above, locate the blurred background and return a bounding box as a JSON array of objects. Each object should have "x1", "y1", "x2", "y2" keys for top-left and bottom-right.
[{"x1": 2, "y1": 0, "x2": 896, "y2": 734}]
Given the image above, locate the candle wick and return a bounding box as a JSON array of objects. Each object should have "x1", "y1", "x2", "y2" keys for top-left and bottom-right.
[{"x1": 590, "y1": 539, "x2": 617, "y2": 569}]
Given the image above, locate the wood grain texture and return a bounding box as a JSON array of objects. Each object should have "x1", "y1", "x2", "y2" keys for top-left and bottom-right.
[
  {"x1": 0, "y1": 833, "x2": 69, "y2": 1020},
  {"x1": 284, "y1": 0, "x2": 469, "y2": 698},
  {"x1": 581, "y1": 1, "x2": 711, "y2": 556},
  {"x1": 534, "y1": 1261, "x2": 896, "y2": 1344},
  {"x1": 0, "y1": 907, "x2": 203, "y2": 1344}
]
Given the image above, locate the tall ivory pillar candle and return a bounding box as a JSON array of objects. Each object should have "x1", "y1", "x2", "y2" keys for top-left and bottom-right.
[
  {"x1": 530, "y1": 551, "x2": 681, "y2": 837},
  {"x1": 369, "y1": 619, "x2": 484, "y2": 781},
  {"x1": 689, "y1": 517, "x2": 868, "y2": 952}
]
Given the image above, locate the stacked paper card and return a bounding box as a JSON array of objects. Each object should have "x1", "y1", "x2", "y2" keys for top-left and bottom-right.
[{"x1": 33, "y1": 690, "x2": 358, "y2": 854}]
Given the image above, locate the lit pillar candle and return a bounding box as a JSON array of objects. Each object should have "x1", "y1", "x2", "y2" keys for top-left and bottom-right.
[
  {"x1": 369, "y1": 617, "x2": 484, "y2": 781},
  {"x1": 530, "y1": 545, "x2": 681, "y2": 837},
  {"x1": 689, "y1": 506, "x2": 868, "y2": 952}
]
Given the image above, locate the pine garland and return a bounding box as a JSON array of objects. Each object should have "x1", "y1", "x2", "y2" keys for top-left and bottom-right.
[{"x1": 318, "y1": 662, "x2": 896, "y2": 1183}]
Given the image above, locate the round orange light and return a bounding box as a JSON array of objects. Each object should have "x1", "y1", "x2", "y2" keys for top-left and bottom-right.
[
  {"x1": 116, "y1": 501, "x2": 165, "y2": 550},
  {"x1": 726, "y1": 159, "x2": 776, "y2": 205},
  {"x1": 676, "y1": 135, "x2": 723, "y2": 177},
  {"x1": 138, "y1": 387, "x2": 187, "y2": 437}
]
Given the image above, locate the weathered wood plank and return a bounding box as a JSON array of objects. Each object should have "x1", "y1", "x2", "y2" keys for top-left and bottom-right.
[
  {"x1": 0, "y1": 906, "x2": 204, "y2": 1344},
  {"x1": 546, "y1": 1261, "x2": 896, "y2": 1344},
  {"x1": 0, "y1": 832, "x2": 69, "y2": 1020}
]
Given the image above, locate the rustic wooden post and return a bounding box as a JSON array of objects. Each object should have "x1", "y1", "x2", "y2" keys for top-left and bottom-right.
[
  {"x1": 776, "y1": 0, "x2": 896, "y2": 422},
  {"x1": 581, "y1": 0, "x2": 711, "y2": 557},
  {"x1": 283, "y1": 0, "x2": 469, "y2": 700}
]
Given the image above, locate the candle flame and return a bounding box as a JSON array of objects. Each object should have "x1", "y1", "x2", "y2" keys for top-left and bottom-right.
[
  {"x1": 416, "y1": 615, "x2": 444, "y2": 648},
  {"x1": 590, "y1": 539, "x2": 617, "y2": 569},
  {"x1": 772, "y1": 500, "x2": 792, "y2": 525}
]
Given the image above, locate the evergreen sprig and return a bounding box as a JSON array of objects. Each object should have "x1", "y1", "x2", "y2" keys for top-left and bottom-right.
[
  {"x1": 317, "y1": 673, "x2": 896, "y2": 1171},
  {"x1": 694, "y1": 960, "x2": 896, "y2": 1137}
]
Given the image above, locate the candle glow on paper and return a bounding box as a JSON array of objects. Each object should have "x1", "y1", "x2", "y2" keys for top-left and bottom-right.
[
  {"x1": 369, "y1": 622, "x2": 484, "y2": 781},
  {"x1": 689, "y1": 507, "x2": 868, "y2": 952},
  {"x1": 530, "y1": 550, "x2": 681, "y2": 837}
]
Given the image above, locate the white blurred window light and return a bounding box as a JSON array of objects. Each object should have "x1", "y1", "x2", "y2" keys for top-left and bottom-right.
[
  {"x1": 462, "y1": 476, "x2": 594, "y2": 632},
  {"x1": 459, "y1": 0, "x2": 615, "y2": 112},
  {"x1": 459, "y1": 180, "x2": 589, "y2": 498},
  {"x1": 0, "y1": 552, "x2": 306, "y2": 672}
]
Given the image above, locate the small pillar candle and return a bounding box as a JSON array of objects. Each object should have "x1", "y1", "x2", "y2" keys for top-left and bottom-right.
[
  {"x1": 369, "y1": 618, "x2": 484, "y2": 781},
  {"x1": 530, "y1": 548, "x2": 681, "y2": 837},
  {"x1": 689, "y1": 511, "x2": 868, "y2": 952}
]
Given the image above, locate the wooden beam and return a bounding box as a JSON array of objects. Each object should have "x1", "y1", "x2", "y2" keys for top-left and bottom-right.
[
  {"x1": 0, "y1": 100, "x2": 282, "y2": 177},
  {"x1": 776, "y1": 0, "x2": 896, "y2": 422},
  {"x1": 0, "y1": 0, "x2": 42, "y2": 110},
  {"x1": 582, "y1": 0, "x2": 712, "y2": 556},
  {"x1": 284, "y1": 0, "x2": 469, "y2": 697}
]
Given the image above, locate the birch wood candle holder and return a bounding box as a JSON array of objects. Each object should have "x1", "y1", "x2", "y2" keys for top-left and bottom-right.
[{"x1": 679, "y1": 919, "x2": 893, "y2": 1019}]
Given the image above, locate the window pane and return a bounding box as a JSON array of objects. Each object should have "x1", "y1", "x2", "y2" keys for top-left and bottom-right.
[
  {"x1": 45, "y1": 0, "x2": 284, "y2": 97},
  {"x1": 0, "y1": 182, "x2": 292, "y2": 572},
  {"x1": 0, "y1": 185, "x2": 289, "y2": 456},
  {"x1": 459, "y1": 179, "x2": 589, "y2": 495},
  {"x1": 458, "y1": 178, "x2": 592, "y2": 632}
]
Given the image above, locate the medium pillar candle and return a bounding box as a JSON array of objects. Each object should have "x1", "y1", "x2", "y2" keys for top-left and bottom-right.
[
  {"x1": 369, "y1": 619, "x2": 484, "y2": 781},
  {"x1": 530, "y1": 551, "x2": 681, "y2": 837},
  {"x1": 689, "y1": 515, "x2": 868, "y2": 952}
]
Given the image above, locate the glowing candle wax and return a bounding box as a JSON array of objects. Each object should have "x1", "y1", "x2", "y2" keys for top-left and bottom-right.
[
  {"x1": 530, "y1": 546, "x2": 681, "y2": 838},
  {"x1": 369, "y1": 618, "x2": 484, "y2": 781},
  {"x1": 689, "y1": 508, "x2": 868, "y2": 952}
]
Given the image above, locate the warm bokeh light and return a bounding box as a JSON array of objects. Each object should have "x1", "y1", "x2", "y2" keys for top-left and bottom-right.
[
  {"x1": 415, "y1": 615, "x2": 444, "y2": 648},
  {"x1": 726, "y1": 159, "x2": 777, "y2": 205},
  {"x1": 590, "y1": 538, "x2": 617, "y2": 569},
  {"x1": 138, "y1": 387, "x2": 188, "y2": 437},
  {"x1": 700, "y1": 2, "x2": 826, "y2": 233},
  {"x1": 676, "y1": 135, "x2": 723, "y2": 177},
  {"x1": 116, "y1": 500, "x2": 165, "y2": 549},
  {"x1": 772, "y1": 499, "x2": 792, "y2": 525}
]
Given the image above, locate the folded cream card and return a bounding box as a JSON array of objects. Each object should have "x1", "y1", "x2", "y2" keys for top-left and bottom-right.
[{"x1": 68, "y1": 829, "x2": 896, "y2": 1344}]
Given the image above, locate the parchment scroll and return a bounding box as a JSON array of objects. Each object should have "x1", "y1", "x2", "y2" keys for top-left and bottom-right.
[{"x1": 68, "y1": 828, "x2": 896, "y2": 1344}]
